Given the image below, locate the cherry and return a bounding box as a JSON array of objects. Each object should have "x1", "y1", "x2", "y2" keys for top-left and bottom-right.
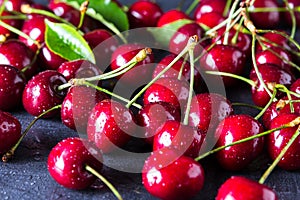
[
  {"x1": 61, "y1": 86, "x2": 108, "y2": 133},
  {"x1": 110, "y1": 43, "x2": 154, "y2": 85},
  {"x1": 142, "y1": 149, "x2": 205, "y2": 200},
  {"x1": 196, "y1": 12, "x2": 225, "y2": 29},
  {"x1": 153, "y1": 120, "x2": 204, "y2": 158},
  {"x1": 22, "y1": 70, "x2": 67, "y2": 118},
  {"x1": 248, "y1": 0, "x2": 281, "y2": 29},
  {"x1": 48, "y1": 137, "x2": 103, "y2": 190},
  {"x1": 39, "y1": 44, "x2": 67, "y2": 70},
  {"x1": 214, "y1": 114, "x2": 264, "y2": 171},
  {"x1": 169, "y1": 22, "x2": 204, "y2": 56},
  {"x1": 0, "y1": 11, "x2": 22, "y2": 39},
  {"x1": 143, "y1": 77, "x2": 190, "y2": 111},
  {"x1": 0, "y1": 65, "x2": 26, "y2": 111},
  {"x1": 200, "y1": 44, "x2": 246, "y2": 87},
  {"x1": 256, "y1": 31, "x2": 291, "y2": 52},
  {"x1": 157, "y1": 9, "x2": 190, "y2": 27},
  {"x1": 193, "y1": 0, "x2": 227, "y2": 20},
  {"x1": 0, "y1": 111, "x2": 21, "y2": 155},
  {"x1": 57, "y1": 59, "x2": 102, "y2": 82},
  {"x1": 136, "y1": 102, "x2": 181, "y2": 144},
  {"x1": 216, "y1": 176, "x2": 278, "y2": 200},
  {"x1": 290, "y1": 78, "x2": 300, "y2": 94},
  {"x1": 267, "y1": 113, "x2": 300, "y2": 170},
  {"x1": 0, "y1": 0, "x2": 32, "y2": 12},
  {"x1": 188, "y1": 93, "x2": 233, "y2": 134},
  {"x1": 0, "y1": 39, "x2": 39, "y2": 80},
  {"x1": 283, "y1": 0, "x2": 300, "y2": 27},
  {"x1": 127, "y1": 0, "x2": 163, "y2": 28},
  {"x1": 250, "y1": 63, "x2": 295, "y2": 107},
  {"x1": 87, "y1": 99, "x2": 135, "y2": 153}
]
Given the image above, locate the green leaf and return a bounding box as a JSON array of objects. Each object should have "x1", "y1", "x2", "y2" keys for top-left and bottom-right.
[
  {"x1": 61, "y1": 0, "x2": 129, "y2": 32},
  {"x1": 45, "y1": 20, "x2": 95, "y2": 64},
  {"x1": 147, "y1": 19, "x2": 194, "y2": 47}
]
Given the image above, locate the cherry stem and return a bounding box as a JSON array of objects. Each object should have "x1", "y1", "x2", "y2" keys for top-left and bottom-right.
[
  {"x1": 0, "y1": 0, "x2": 7, "y2": 15},
  {"x1": 223, "y1": 0, "x2": 233, "y2": 17},
  {"x1": 254, "y1": 88, "x2": 277, "y2": 120},
  {"x1": 231, "y1": 18, "x2": 244, "y2": 45},
  {"x1": 178, "y1": 54, "x2": 188, "y2": 80},
  {"x1": 258, "y1": 126, "x2": 300, "y2": 184},
  {"x1": 21, "y1": 45, "x2": 42, "y2": 74},
  {"x1": 183, "y1": 36, "x2": 197, "y2": 125},
  {"x1": 275, "y1": 84, "x2": 294, "y2": 113},
  {"x1": 77, "y1": 1, "x2": 88, "y2": 30},
  {"x1": 2, "y1": 105, "x2": 62, "y2": 162},
  {"x1": 205, "y1": 71, "x2": 256, "y2": 86},
  {"x1": 78, "y1": 80, "x2": 142, "y2": 109},
  {"x1": 223, "y1": 0, "x2": 239, "y2": 45},
  {"x1": 185, "y1": 0, "x2": 199, "y2": 15},
  {"x1": 195, "y1": 117, "x2": 300, "y2": 162},
  {"x1": 125, "y1": 36, "x2": 198, "y2": 109},
  {"x1": 284, "y1": 0, "x2": 296, "y2": 40},
  {"x1": 249, "y1": 6, "x2": 300, "y2": 13},
  {"x1": 85, "y1": 165, "x2": 123, "y2": 200},
  {"x1": 232, "y1": 102, "x2": 263, "y2": 110}
]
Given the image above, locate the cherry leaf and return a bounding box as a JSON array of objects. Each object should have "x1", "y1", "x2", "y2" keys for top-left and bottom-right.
[
  {"x1": 45, "y1": 20, "x2": 95, "y2": 63},
  {"x1": 147, "y1": 19, "x2": 194, "y2": 47}
]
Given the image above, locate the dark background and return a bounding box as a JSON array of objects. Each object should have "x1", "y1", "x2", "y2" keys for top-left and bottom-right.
[{"x1": 0, "y1": 0, "x2": 299, "y2": 199}]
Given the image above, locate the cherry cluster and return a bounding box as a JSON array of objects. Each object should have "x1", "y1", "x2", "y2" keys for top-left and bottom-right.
[{"x1": 0, "y1": 0, "x2": 299, "y2": 199}]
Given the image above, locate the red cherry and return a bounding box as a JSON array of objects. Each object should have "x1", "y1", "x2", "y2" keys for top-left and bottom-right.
[
  {"x1": 157, "y1": 9, "x2": 190, "y2": 27},
  {"x1": 0, "y1": 39, "x2": 39, "y2": 80},
  {"x1": 143, "y1": 77, "x2": 190, "y2": 111},
  {"x1": 194, "y1": 0, "x2": 227, "y2": 20},
  {"x1": 136, "y1": 102, "x2": 181, "y2": 144},
  {"x1": 257, "y1": 31, "x2": 291, "y2": 52},
  {"x1": 0, "y1": 65, "x2": 26, "y2": 111},
  {"x1": 47, "y1": 137, "x2": 103, "y2": 190},
  {"x1": 290, "y1": 78, "x2": 300, "y2": 94},
  {"x1": 128, "y1": 0, "x2": 163, "y2": 28},
  {"x1": 87, "y1": 99, "x2": 135, "y2": 153},
  {"x1": 283, "y1": 0, "x2": 300, "y2": 27},
  {"x1": 0, "y1": 11, "x2": 22, "y2": 39},
  {"x1": 169, "y1": 22, "x2": 204, "y2": 56},
  {"x1": 22, "y1": 70, "x2": 67, "y2": 118},
  {"x1": 0, "y1": 0, "x2": 32, "y2": 12},
  {"x1": 267, "y1": 113, "x2": 300, "y2": 170},
  {"x1": 215, "y1": 114, "x2": 265, "y2": 170},
  {"x1": 250, "y1": 63, "x2": 295, "y2": 107},
  {"x1": 39, "y1": 44, "x2": 67, "y2": 70},
  {"x1": 110, "y1": 43, "x2": 154, "y2": 85},
  {"x1": 200, "y1": 44, "x2": 246, "y2": 86},
  {"x1": 61, "y1": 86, "x2": 108, "y2": 133},
  {"x1": 0, "y1": 111, "x2": 21, "y2": 155},
  {"x1": 196, "y1": 12, "x2": 225, "y2": 29},
  {"x1": 142, "y1": 149, "x2": 205, "y2": 200},
  {"x1": 153, "y1": 120, "x2": 204, "y2": 158},
  {"x1": 248, "y1": 0, "x2": 281, "y2": 29},
  {"x1": 216, "y1": 176, "x2": 278, "y2": 200}
]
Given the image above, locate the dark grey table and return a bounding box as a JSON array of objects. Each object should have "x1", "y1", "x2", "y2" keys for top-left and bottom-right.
[{"x1": 0, "y1": 0, "x2": 299, "y2": 200}]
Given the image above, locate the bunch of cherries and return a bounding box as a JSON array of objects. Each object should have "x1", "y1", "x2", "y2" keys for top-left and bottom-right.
[{"x1": 0, "y1": 0, "x2": 300, "y2": 199}]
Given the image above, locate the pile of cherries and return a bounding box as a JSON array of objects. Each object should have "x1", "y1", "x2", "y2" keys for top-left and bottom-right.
[{"x1": 0, "y1": 0, "x2": 300, "y2": 199}]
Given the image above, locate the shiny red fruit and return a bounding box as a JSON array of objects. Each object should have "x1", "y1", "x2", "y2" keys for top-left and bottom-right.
[
  {"x1": 194, "y1": 0, "x2": 227, "y2": 20},
  {"x1": 157, "y1": 9, "x2": 190, "y2": 27}
]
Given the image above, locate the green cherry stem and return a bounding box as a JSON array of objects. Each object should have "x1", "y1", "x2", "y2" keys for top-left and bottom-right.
[
  {"x1": 223, "y1": 0, "x2": 239, "y2": 45},
  {"x1": 283, "y1": 0, "x2": 296, "y2": 39},
  {"x1": 185, "y1": 0, "x2": 200, "y2": 15},
  {"x1": 77, "y1": 1, "x2": 88, "y2": 30},
  {"x1": 205, "y1": 71, "x2": 256, "y2": 86},
  {"x1": 2, "y1": 105, "x2": 62, "y2": 162},
  {"x1": 195, "y1": 117, "x2": 300, "y2": 162},
  {"x1": 259, "y1": 126, "x2": 300, "y2": 184},
  {"x1": 232, "y1": 102, "x2": 263, "y2": 110},
  {"x1": 85, "y1": 165, "x2": 123, "y2": 200},
  {"x1": 223, "y1": 0, "x2": 233, "y2": 17},
  {"x1": 275, "y1": 84, "x2": 294, "y2": 113},
  {"x1": 178, "y1": 54, "x2": 188, "y2": 80}
]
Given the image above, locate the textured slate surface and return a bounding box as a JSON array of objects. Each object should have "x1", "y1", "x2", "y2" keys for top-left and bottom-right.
[{"x1": 0, "y1": 0, "x2": 299, "y2": 200}]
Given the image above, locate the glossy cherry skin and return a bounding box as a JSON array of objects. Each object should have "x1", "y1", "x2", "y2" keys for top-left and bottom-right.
[
  {"x1": 250, "y1": 63, "x2": 295, "y2": 107},
  {"x1": 87, "y1": 99, "x2": 135, "y2": 153},
  {"x1": 111, "y1": 43, "x2": 154, "y2": 85},
  {"x1": 136, "y1": 102, "x2": 181, "y2": 144},
  {"x1": 214, "y1": 115, "x2": 265, "y2": 171},
  {"x1": 142, "y1": 149, "x2": 205, "y2": 200},
  {"x1": 200, "y1": 44, "x2": 246, "y2": 87},
  {"x1": 128, "y1": 0, "x2": 163, "y2": 28},
  {"x1": 256, "y1": 31, "x2": 291, "y2": 52},
  {"x1": 248, "y1": 0, "x2": 281, "y2": 29},
  {"x1": 57, "y1": 59, "x2": 102, "y2": 82},
  {"x1": 290, "y1": 78, "x2": 300, "y2": 94},
  {"x1": 0, "y1": 11, "x2": 22, "y2": 38},
  {"x1": 0, "y1": 39, "x2": 39, "y2": 80},
  {"x1": 216, "y1": 176, "x2": 278, "y2": 200},
  {"x1": 0, "y1": 0, "x2": 32, "y2": 11},
  {"x1": 267, "y1": 113, "x2": 300, "y2": 170},
  {"x1": 48, "y1": 137, "x2": 103, "y2": 190},
  {"x1": 157, "y1": 9, "x2": 190, "y2": 27},
  {"x1": 0, "y1": 65, "x2": 26, "y2": 111},
  {"x1": 194, "y1": 0, "x2": 227, "y2": 20},
  {"x1": 22, "y1": 70, "x2": 67, "y2": 118},
  {"x1": 169, "y1": 22, "x2": 204, "y2": 56},
  {"x1": 0, "y1": 111, "x2": 21, "y2": 154},
  {"x1": 143, "y1": 77, "x2": 190, "y2": 111},
  {"x1": 196, "y1": 12, "x2": 225, "y2": 29},
  {"x1": 153, "y1": 120, "x2": 204, "y2": 158},
  {"x1": 61, "y1": 86, "x2": 108, "y2": 133},
  {"x1": 188, "y1": 93, "x2": 233, "y2": 134}
]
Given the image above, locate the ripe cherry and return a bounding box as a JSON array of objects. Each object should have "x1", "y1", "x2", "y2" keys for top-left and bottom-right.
[
  {"x1": 142, "y1": 149, "x2": 205, "y2": 200},
  {"x1": 0, "y1": 11, "x2": 22, "y2": 39},
  {"x1": 214, "y1": 114, "x2": 265, "y2": 171},
  {"x1": 0, "y1": 0, "x2": 32, "y2": 12},
  {"x1": 128, "y1": 0, "x2": 163, "y2": 28},
  {"x1": 196, "y1": 12, "x2": 225, "y2": 29},
  {"x1": 0, "y1": 111, "x2": 21, "y2": 155},
  {"x1": 22, "y1": 70, "x2": 67, "y2": 118},
  {"x1": 216, "y1": 176, "x2": 278, "y2": 200},
  {"x1": 290, "y1": 78, "x2": 300, "y2": 94},
  {"x1": 0, "y1": 65, "x2": 26, "y2": 111},
  {"x1": 48, "y1": 137, "x2": 103, "y2": 190},
  {"x1": 39, "y1": 44, "x2": 67, "y2": 70},
  {"x1": 157, "y1": 9, "x2": 190, "y2": 27},
  {"x1": 87, "y1": 99, "x2": 135, "y2": 153},
  {"x1": 283, "y1": 0, "x2": 300, "y2": 27},
  {"x1": 193, "y1": 0, "x2": 227, "y2": 20}
]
